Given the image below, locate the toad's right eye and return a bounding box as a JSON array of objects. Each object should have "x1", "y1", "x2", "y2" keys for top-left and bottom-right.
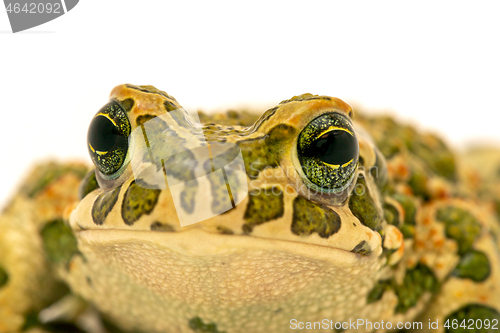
[
  {"x1": 87, "y1": 100, "x2": 131, "y2": 176},
  {"x1": 297, "y1": 112, "x2": 359, "y2": 195}
]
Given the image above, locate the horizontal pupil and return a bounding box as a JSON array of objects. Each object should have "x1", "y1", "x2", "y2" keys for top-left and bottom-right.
[
  {"x1": 88, "y1": 116, "x2": 125, "y2": 152},
  {"x1": 305, "y1": 130, "x2": 358, "y2": 165}
]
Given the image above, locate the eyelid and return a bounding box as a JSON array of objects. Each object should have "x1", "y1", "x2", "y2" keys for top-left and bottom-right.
[{"x1": 315, "y1": 126, "x2": 354, "y2": 140}]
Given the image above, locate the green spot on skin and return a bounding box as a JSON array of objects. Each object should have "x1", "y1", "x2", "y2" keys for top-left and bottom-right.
[
  {"x1": 436, "y1": 206, "x2": 482, "y2": 255},
  {"x1": 91, "y1": 186, "x2": 121, "y2": 225},
  {"x1": 279, "y1": 93, "x2": 321, "y2": 104},
  {"x1": 217, "y1": 226, "x2": 234, "y2": 235},
  {"x1": 136, "y1": 114, "x2": 157, "y2": 127},
  {"x1": 41, "y1": 219, "x2": 79, "y2": 265},
  {"x1": 122, "y1": 181, "x2": 161, "y2": 225},
  {"x1": 384, "y1": 201, "x2": 400, "y2": 226},
  {"x1": 395, "y1": 263, "x2": 439, "y2": 313},
  {"x1": 164, "y1": 100, "x2": 178, "y2": 112},
  {"x1": 400, "y1": 224, "x2": 415, "y2": 239},
  {"x1": 291, "y1": 195, "x2": 341, "y2": 238},
  {"x1": 119, "y1": 98, "x2": 135, "y2": 112},
  {"x1": 78, "y1": 170, "x2": 99, "y2": 199},
  {"x1": 408, "y1": 166, "x2": 429, "y2": 199},
  {"x1": 243, "y1": 187, "x2": 284, "y2": 234},
  {"x1": 453, "y1": 250, "x2": 491, "y2": 282},
  {"x1": 240, "y1": 145, "x2": 278, "y2": 179},
  {"x1": 393, "y1": 193, "x2": 417, "y2": 225},
  {"x1": 367, "y1": 279, "x2": 392, "y2": 304},
  {"x1": 445, "y1": 304, "x2": 500, "y2": 333},
  {"x1": 239, "y1": 124, "x2": 295, "y2": 179},
  {"x1": 384, "y1": 208, "x2": 395, "y2": 225},
  {"x1": 408, "y1": 133, "x2": 457, "y2": 182},
  {"x1": 150, "y1": 221, "x2": 175, "y2": 232},
  {"x1": 392, "y1": 193, "x2": 417, "y2": 239},
  {"x1": 348, "y1": 177, "x2": 383, "y2": 231},
  {"x1": 0, "y1": 266, "x2": 8, "y2": 288},
  {"x1": 189, "y1": 317, "x2": 226, "y2": 333},
  {"x1": 351, "y1": 240, "x2": 371, "y2": 255},
  {"x1": 21, "y1": 312, "x2": 40, "y2": 331}
]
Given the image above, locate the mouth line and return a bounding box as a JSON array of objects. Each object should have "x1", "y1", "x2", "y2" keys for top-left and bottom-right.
[{"x1": 73, "y1": 225, "x2": 370, "y2": 263}]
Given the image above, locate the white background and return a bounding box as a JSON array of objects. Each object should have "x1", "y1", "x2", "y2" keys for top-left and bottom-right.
[{"x1": 1, "y1": 1, "x2": 500, "y2": 205}]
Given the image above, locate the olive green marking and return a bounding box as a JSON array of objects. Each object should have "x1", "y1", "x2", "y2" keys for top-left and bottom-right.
[
  {"x1": 164, "y1": 100, "x2": 178, "y2": 112},
  {"x1": 279, "y1": 93, "x2": 330, "y2": 104},
  {"x1": 436, "y1": 206, "x2": 482, "y2": 255},
  {"x1": 122, "y1": 180, "x2": 161, "y2": 225},
  {"x1": 383, "y1": 203, "x2": 400, "y2": 226},
  {"x1": 91, "y1": 186, "x2": 121, "y2": 225},
  {"x1": 22, "y1": 163, "x2": 88, "y2": 198},
  {"x1": 348, "y1": 177, "x2": 383, "y2": 231},
  {"x1": 243, "y1": 187, "x2": 284, "y2": 234},
  {"x1": 0, "y1": 265, "x2": 8, "y2": 288},
  {"x1": 393, "y1": 193, "x2": 416, "y2": 225},
  {"x1": 239, "y1": 124, "x2": 296, "y2": 179},
  {"x1": 118, "y1": 98, "x2": 135, "y2": 113},
  {"x1": 452, "y1": 250, "x2": 491, "y2": 282},
  {"x1": 409, "y1": 167, "x2": 429, "y2": 199},
  {"x1": 367, "y1": 263, "x2": 440, "y2": 313},
  {"x1": 189, "y1": 317, "x2": 226, "y2": 333},
  {"x1": 367, "y1": 279, "x2": 392, "y2": 304},
  {"x1": 78, "y1": 170, "x2": 99, "y2": 199},
  {"x1": 240, "y1": 139, "x2": 278, "y2": 179},
  {"x1": 392, "y1": 193, "x2": 417, "y2": 238},
  {"x1": 351, "y1": 240, "x2": 371, "y2": 255},
  {"x1": 445, "y1": 304, "x2": 500, "y2": 333},
  {"x1": 199, "y1": 109, "x2": 261, "y2": 127},
  {"x1": 150, "y1": 221, "x2": 175, "y2": 232},
  {"x1": 125, "y1": 84, "x2": 177, "y2": 101},
  {"x1": 217, "y1": 226, "x2": 234, "y2": 235},
  {"x1": 291, "y1": 195, "x2": 341, "y2": 238},
  {"x1": 136, "y1": 114, "x2": 157, "y2": 127},
  {"x1": 359, "y1": 114, "x2": 457, "y2": 183},
  {"x1": 21, "y1": 311, "x2": 39, "y2": 331},
  {"x1": 248, "y1": 106, "x2": 278, "y2": 132},
  {"x1": 400, "y1": 224, "x2": 415, "y2": 240},
  {"x1": 408, "y1": 132, "x2": 457, "y2": 182},
  {"x1": 493, "y1": 200, "x2": 500, "y2": 223},
  {"x1": 395, "y1": 263, "x2": 439, "y2": 313},
  {"x1": 101, "y1": 318, "x2": 147, "y2": 333},
  {"x1": 41, "y1": 219, "x2": 79, "y2": 266}
]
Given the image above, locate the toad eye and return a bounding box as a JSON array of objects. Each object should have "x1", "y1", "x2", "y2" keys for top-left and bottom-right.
[
  {"x1": 87, "y1": 100, "x2": 131, "y2": 177},
  {"x1": 297, "y1": 112, "x2": 359, "y2": 194}
]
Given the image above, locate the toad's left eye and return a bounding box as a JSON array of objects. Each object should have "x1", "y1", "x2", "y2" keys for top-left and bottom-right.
[
  {"x1": 87, "y1": 100, "x2": 131, "y2": 177},
  {"x1": 297, "y1": 112, "x2": 359, "y2": 194}
]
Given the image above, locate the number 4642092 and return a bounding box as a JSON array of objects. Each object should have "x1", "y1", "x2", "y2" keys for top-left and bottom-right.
[
  {"x1": 444, "y1": 318, "x2": 498, "y2": 330},
  {"x1": 5, "y1": 2, "x2": 61, "y2": 14}
]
